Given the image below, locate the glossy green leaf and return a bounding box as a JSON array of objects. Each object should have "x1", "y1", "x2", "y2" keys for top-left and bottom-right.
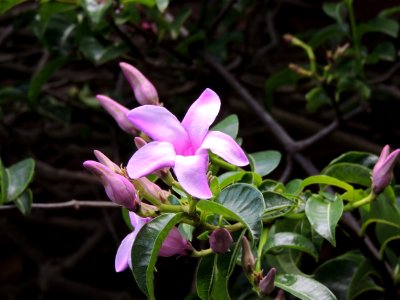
[
  {"x1": 264, "y1": 232, "x2": 318, "y2": 260},
  {"x1": 81, "y1": 0, "x2": 112, "y2": 26},
  {"x1": 198, "y1": 184, "x2": 265, "y2": 240},
  {"x1": 0, "y1": 0, "x2": 28, "y2": 14},
  {"x1": 322, "y1": 2, "x2": 345, "y2": 24},
  {"x1": 297, "y1": 175, "x2": 353, "y2": 194},
  {"x1": 259, "y1": 179, "x2": 285, "y2": 193},
  {"x1": 179, "y1": 223, "x2": 195, "y2": 241},
  {"x1": 328, "y1": 151, "x2": 377, "y2": 169},
  {"x1": 121, "y1": 207, "x2": 134, "y2": 230},
  {"x1": 14, "y1": 189, "x2": 33, "y2": 215},
  {"x1": 266, "y1": 250, "x2": 305, "y2": 275},
  {"x1": 358, "y1": 17, "x2": 399, "y2": 39},
  {"x1": 275, "y1": 274, "x2": 337, "y2": 300},
  {"x1": 376, "y1": 223, "x2": 400, "y2": 258},
  {"x1": 309, "y1": 24, "x2": 347, "y2": 48},
  {"x1": 122, "y1": 0, "x2": 155, "y2": 7},
  {"x1": 322, "y1": 163, "x2": 371, "y2": 187},
  {"x1": 348, "y1": 259, "x2": 384, "y2": 299},
  {"x1": 79, "y1": 37, "x2": 128, "y2": 65},
  {"x1": 263, "y1": 191, "x2": 296, "y2": 220},
  {"x1": 367, "y1": 42, "x2": 396, "y2": 64},
  {"x1": 305, "y1": 86, "x2": 331, "y2": 112},
  {"x1": 6, "y1": 158, "x2": 35, "y2": 202},
  {"x1": 0, "y1": 158, "x2": 6, "y2": 204},
  {"x1": 305, "y1": 194, "x2": 343, "y2": 246},
  {"x1": 28, "y1": 57, "x2": 69, "y2": 106},
  {"x1": 196, "y1": 254, "x2": 214, "y2": 300},
  {"x1": 156, "y1": 0, "x2": 169, "y2": 12},
  {"x1": 218, "y1": 171, "x2": 246, "y2": 189},
  {"x1": 378, "y1": 6, "x2": 400, "y2": 18},
  {"x1": 248, "y1": 150, "x2": 281, "y2": 177},
  {"x1": 212, "y1": 114, "x2": 239, "y2": 139},
  {"x1": 131, "y1": 213, "x2": 185, "y2": 299}
]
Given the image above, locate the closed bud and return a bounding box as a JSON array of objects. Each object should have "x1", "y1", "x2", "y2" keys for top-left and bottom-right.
[
  {"x1": 137, "y1": 177, "x2": 170, "y2": 203},
  {"x1": 241, "y1": 236, "x2": 255, "y2": 274},
  {"x1": 83, "y1": 160, "x2": 139, "y2": 211},
  {"x1": 120, "y1": 62, "x2": 159, "y2": 106},
  {"x1": 93, "y1": 150, "x2": 121, "y2": 172},
  {"x1": 96, "y1": 95, "x2": 138, "y2": 136},
  {"x1": 134, "y1": 137, "x2": 147, "y2": 149},
  {"x1": 372, "y1": 145, "x2": 400, "y2": 195},
  {"x1": 209, "y1": 228, "x2": 233, "y2": 254},
  {"x1": 259, "y1": 268, "x2": 276, "y2": 296}
]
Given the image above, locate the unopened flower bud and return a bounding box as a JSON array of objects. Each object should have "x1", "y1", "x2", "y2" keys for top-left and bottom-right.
[
  {"x1": 259, "y1": 268, "x2": 276, "y2": 296},
  {"x1": 288, "y1": 63, "x2": 313, "y2": 77},
  {"x1": 83, "y1": 160, "x2": 139, "y2": 210},
  {"x1": 241, "y1": 236, "x2": 255, "y2": 274},
  {"x1": 134, "y1": 137, "x2": 147, "y2": 149},
  {"x1": 209, "y1": 228, "x2": 233, "y2": 254},
  {"x1": 372, "y1": 145, "x2": 400, "y2": 195},
  {"x1": 119, "y1": 62, "x2": 159, "y2": 106},
  {"x1": 137, "y1": 177, "x2": 170, "y2": 203},
  {"x1": 93, "y1": 150, "x2": 121, "y2": 172},
  {"x1": 96, "y1": 95, "x2": 138, "y2": 136},
  {"x1": 159, "y1": 227, "x2": 193, "y2": 257}
]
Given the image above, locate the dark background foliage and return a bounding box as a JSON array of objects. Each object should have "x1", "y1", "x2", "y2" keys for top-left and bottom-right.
[{"x1": 0, "y1": 0, "x2": 400, "y2": 299}]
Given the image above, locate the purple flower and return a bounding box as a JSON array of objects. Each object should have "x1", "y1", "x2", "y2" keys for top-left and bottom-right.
[
  {"x1": 120, "y1": 62, "x2": 159, "y2": 106},
  {"x1": 83, "y1": 152, "x2": 139, "y2": 211},
  {"x1": 96, "y1": 95, "x2": 138, "y2": 136},
  {"x1": 115, "y1": 212, "x2": 192, "y2": 272},
  {"x1": 209, "y1": 228, "x2": 233, "y2": 254},
  {"x1": 372, "y1": 145, "x2": 400, "y2": 194},
  {"x1": 126, "y1": 88, "x2": 249, "y2": 199}
]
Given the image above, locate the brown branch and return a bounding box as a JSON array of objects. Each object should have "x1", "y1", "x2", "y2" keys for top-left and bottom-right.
[
  {"x1": 36, "y1": 160, "x2": 99, "y2": 183},
  {"x1": 0, "y1": 200, "x2": 119, "y2": 211}
]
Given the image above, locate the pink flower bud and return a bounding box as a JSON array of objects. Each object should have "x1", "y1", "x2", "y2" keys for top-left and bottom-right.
[
  {"x1": 137, "y1": 177, "x2": 170, "y2": 203},
  {"x1": 259, "y1": 268, "x2": 276, "y2": 296},
  {"x1": 372, "y1": 145, "x2": 400, "y2": 194},
  {"x1": 134, "y1": 136, "x2": 147, "y2": 149},
  {"x1": 83, "y1": 160, "x2": 139, "y2": 211},
  {"x1": 241, "y1": 236, "x2": 255, "y2": 274},
  {"x1": 158, "y1": 227, "x2": 193, "y2": 257},
  {"x1": 120, "y1": 62, "x2": 159, "y2": 106},
  {"x1": 96, "y1": 95, "x2": 138, "y2": 136},
  {"x1": 209, "y1": 228, "x2": 233, "y2": 254},
  {"x1": 93, "y1": 150, "x2": 121, "y2": 172}
]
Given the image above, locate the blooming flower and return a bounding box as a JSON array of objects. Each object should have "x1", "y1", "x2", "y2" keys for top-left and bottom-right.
[
  {"x1": 83, "y1": 152, "x2": 139, "y2": 211},
  {"x1": 115, "y1": 212, "x2": 192, "y2": 272},
  {"x1": 372, "y1": 145, "x2": 400, "y2": 194},
  {"x1": 126, "y1": 88, "x2": 249, "y2": 198}
]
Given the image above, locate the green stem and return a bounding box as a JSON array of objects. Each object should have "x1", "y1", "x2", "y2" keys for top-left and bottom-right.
[
  {"x1": 287, "y1": 35, "x2": 317, "y2": 74},
  {"x1": 159, "y1": 204, "x2": 186, "y2": 213},
  {"x1": 344, "y1": 192, "x2": 375, "y2": 211},
  {"x1": 256, "y1": 228, "x2": 269, "y2": 272},
  {"x1": 188, "y1": 197, "x2": 198, "y2": 215},
  {"x1": 210, "y1": 155, "x2": 238, "y2": 171},
  {"x1": 345, "y1": 0, "x2": 363, "y2": 77},
  {"x1": 191, "y1": 248, "x2": 213, "y2": 257}
]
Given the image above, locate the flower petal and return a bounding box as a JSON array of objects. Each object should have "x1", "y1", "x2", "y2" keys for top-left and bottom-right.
[
  {"x1": 159, "y1": 227, "x2": 192, "y2": 257},
  {"x1": 181, "y1": 88, "x2": 221, "y2": 149},
  {"x1": 373, "y1": 145, "x2": 390, "y2": 174},
  {"x1": 127, "y1": 141, "x2": 176, "y2": 178},
  {"x1": 115, "y1": 232, "x2": 135, "y2": 272},
  {"x1": 127, "y1": 106, "x2": 189, "y2": 154},
  {"x1": 174, "y1": 153, "x2": 211, "y2": 199},
  {"x1": 200, "y1": 131, "x2": 249, "y2": 166}
]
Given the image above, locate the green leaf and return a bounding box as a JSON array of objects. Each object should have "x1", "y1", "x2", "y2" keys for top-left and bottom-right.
[
  {"x1": 376, "y1": 223, "x2": 400, "y2": 258},
  {"x1": 0, "y1": 158, "x2": 7, "y2": 205},
  {"x1": 322, "y1": 162, "x2": 371, "y2": 187},
  {"x1": 275, "y1": 274, "x2": 337, "y2": 300},
  {"x1": 212, "y1": 114, "x2": 239, "y2": 139},
  {"x1": 348, "y1": 259, "x2": 384, "y2": 299},
  {"x1": 155, "y1": 0, "x2": 168, "y2": 12},
  {"x1": 28, "y1": 57, "x2": 69, "y2": 106},
  {"x1": 80, "y1": 0, "x2": 112, "y2": 26},
  {"x1": 378, "y1": 6, "x2": 400, "y2": 18},
  {"x1": 297, "y1": 175, "x2": 353, "y2": 194},
  {"x1": 218, "y1": 171, "x2": 246, "y2": 189},
  {"x1": 131, "y1": 213, "x2": 185, "y2": 299},
  {"x1": 308, "y1": 24, "x2": 347, "y2": 48},
  {"x1": 264, "y1": 232, "x2": 318, "y2": 260},
  {"x1": 322, "y1": 2, "x2": 346, "y2": 24},
  {"x1": 367, "y1": 42, "x2": 396, "y2": 64},
  {"x1": 248, "y1": 150, "x2": 281, "y2": 177},
  {"x1": 305, "y1": 86, "x2": 331, "y2": 112},
  {"x1": 79, "y1": 37, "x2": 128, "y2": 65},
  {"x1": 14, "y1": 189, "x2": 33, "y2": 215},
  {"x1": 328, "y1": 151, "x2": 377, "y2": 169},
  {"x1": 122, "y1": 0, "x2": 155, "y2": 7},
  {"x1": 263, "y1": 191, "x2": 296, "y2": 220},
  {"x1": 305, "y1": 194, "x2": 343, "y2": 246},
  {"x1": 266, "y1": 250, "x2": 305, "y2": 275},
  {"x1": 196, "y1": 254, "x2": 214, "y2": 300},
  {"x1": 6, "y1": 158, "x2": 35, "y2": 202},
  {"x1": 179, "y1": 223, "x2": 195, "y2": 241},
  {"x1": 198, "y1": 184, "x2": 265, "y2": 240},
  {"x1": 121, "y1": 207, "x2": 134, "y2": 230},
  {"x1": 0, "y1": 0, "x2": 28, "y2": 15},
  {"x1": 264, "y1": 68, "x2": 300, "y2": 106},
  {"x1": 358, "y1": 17, "x2": 399, "y2": 39}
]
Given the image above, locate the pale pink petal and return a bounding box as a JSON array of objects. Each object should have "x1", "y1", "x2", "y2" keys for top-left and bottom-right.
[
  {"x1": 127, "y1": 106, "x2": 190, "y2": 154},
  {"x1": 115, "y1": 232, "x2": 134, "y2": 272},
  {"x1": 200, "y1": 131, "x2": 249, "y2": 166},
  {"x1": 127, "y1": 141, "x2": 176, "y2": 179},
  {"x1": 181, "y1": 88, "x2": 221, "y2": 149},
  {"x1": 174, "y1": 153, "x2": 211, "y2": 199}
]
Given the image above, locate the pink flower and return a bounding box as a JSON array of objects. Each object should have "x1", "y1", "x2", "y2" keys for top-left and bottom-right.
[
  {"x1": 83, "y1": 152, "x2": 139, "y2": 211},
  {"x1": 115, "y1": 212, "x2": 192, "y2": 272},
  {"x1": 126, "y1": 88, "x2": 249, "y2": 199},
  {"x1": 120, "y1": 62, "x2": 159, "y2": 106},
  {"x1": 372, "y1": 145, "x2": 400, "y2": 194}
]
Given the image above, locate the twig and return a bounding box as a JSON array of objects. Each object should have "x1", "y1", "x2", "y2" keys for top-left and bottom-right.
[
  {"x1": 0, "y1": 200, "x2": 119, "y2": 211},
  {"x1": 36, "y1": 160, "x2": 99, "y2": 183},
  {"x1": 369, "y1": 60, "x2": 400, "y2": 84}
]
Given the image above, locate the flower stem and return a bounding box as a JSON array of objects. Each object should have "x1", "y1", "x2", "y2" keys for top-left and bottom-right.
[
  {"x1": 344, "y1": 192, "x2": 375, "y2": 211},
  {"x1": 210, "y1": 155, "x2": 238, "y2": 171},
  {"x1": 159, "y1": 204, "x2": 186, "y2": 213},
  {"x1": 191, "y1": 248, "x2": 213, "y2": 257}
]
